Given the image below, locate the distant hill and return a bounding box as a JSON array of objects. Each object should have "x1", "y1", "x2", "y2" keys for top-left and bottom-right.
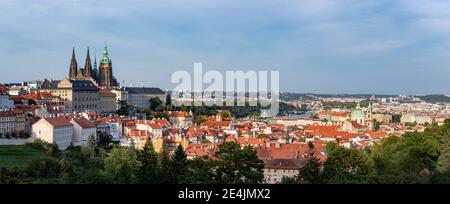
[
  {"x1": 281, "y1": 92, "x2": 397, "y2": 101},
  {"x1": 417, "y1": 95, "x2": 450, "y2": 103}
]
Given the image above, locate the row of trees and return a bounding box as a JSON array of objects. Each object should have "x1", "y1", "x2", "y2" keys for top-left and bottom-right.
[
  {"x1": 0, "y1": 141, "x2": 264, "y2": 184},
  {"x1": 0, "y1": 130, "x2": 30, "y2": 139},
  {"x1": 286, "y1": 120, "x2": 450, "y2": 184},
  {"x1": 145, "y1": 93, "x2": 300, "y2": 119}
]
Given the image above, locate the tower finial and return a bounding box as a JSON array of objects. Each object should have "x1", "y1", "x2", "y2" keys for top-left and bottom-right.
[{"x1": 102, "y1": 41, "x2": 109, "y2": 64}]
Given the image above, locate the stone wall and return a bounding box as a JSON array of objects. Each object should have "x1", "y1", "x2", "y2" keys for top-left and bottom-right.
[{"x1": 0, "y1": 137, "x2": 35, "y2": 145}]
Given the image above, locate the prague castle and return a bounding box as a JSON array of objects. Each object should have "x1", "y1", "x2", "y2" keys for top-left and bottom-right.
[{"x1": 69, "y1": 43, "x2": 118, "y2": 89}]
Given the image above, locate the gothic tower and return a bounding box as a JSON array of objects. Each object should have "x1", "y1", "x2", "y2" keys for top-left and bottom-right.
[
  {"x1": 69, "y1": 47, "x2": 78, "y2": 79},
  {"x1": 84, "y1": 47, "x2": 92, "y2": 79},
  {"x1": 92, "y1": 53, "x2": 98, "y2": 81},
  {"x1": 98, "y1": 42, "x2": 116, "y2": 89}
]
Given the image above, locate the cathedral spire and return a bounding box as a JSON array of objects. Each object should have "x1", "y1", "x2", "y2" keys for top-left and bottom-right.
[
  {"x1": 69, "y1": 47, "x2": 78, "y2": 79},
  {"x1": 84, "y1": 47, "x2": 92, "y2": 79},
  {"x1": 102, "y1": 41, "x2": 109, "y2": 64}
]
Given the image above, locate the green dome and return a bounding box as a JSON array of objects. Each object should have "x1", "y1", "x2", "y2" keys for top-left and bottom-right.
[
  {"x1": 351, "y1": 102, "x2": 365, "y2": 117},
  {"x1": 351, "y1": 109, "x2": 365, "y2": 117}
]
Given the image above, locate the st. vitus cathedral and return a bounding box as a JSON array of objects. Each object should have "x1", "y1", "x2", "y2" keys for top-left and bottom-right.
[{"x1": 68, "y1": 43, "x2": 118, "y2": 89}]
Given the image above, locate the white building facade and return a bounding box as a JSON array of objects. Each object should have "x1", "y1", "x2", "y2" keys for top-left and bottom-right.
[
  {"x1": 71, "y1": 118, "x2": 97, "y2": 147},
  {"x1": 32, "y1": 118, "x2": 74, "y2": 150}
]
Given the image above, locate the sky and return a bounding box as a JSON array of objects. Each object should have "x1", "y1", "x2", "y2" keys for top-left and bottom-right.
[{"x1": 1, "y1": 0, "x2": 450, "y2": 95}]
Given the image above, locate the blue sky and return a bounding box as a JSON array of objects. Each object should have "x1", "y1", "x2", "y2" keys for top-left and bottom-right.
[{"x1": 1, "y1": 0, "x2": 450, "y2": 95}]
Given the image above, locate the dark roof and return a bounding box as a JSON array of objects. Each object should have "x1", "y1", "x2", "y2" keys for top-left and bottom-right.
[
  {"x1": 41, "y1": 80, "x2": 60, "y2": 89},
  {"x1": 71, "y1": 80, "x2": 99, "y2": 91},
  {"x1": 123, "y1": 87, "x2": 164, "y2": 95}
]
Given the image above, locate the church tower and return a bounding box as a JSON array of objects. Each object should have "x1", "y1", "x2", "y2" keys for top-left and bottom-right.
[
  {"x1": 366, "y1": 102, "x2": 375, "y2": 131},
  {"x1": 84, "y1": 47, "x2": 93, "y2": 79},
  {"x1": 98, "y1": 42, "x2": 116, "y2": 89},
  {"x1": 69, "y1": 47, "x2": 78, "y2": 79}
]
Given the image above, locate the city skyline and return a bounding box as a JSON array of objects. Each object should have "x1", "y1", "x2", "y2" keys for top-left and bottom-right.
[{"x1": 1, "y1": 0, "x2": 450, "y2": 95}]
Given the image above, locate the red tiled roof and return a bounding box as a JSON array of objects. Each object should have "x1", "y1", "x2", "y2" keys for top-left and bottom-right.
[
  {"x1": 350, "y1": 121, "x2": 366, "y2": 129},
  {"x1": 28, "y1": 117, "x2": 41, "y2": 126},
  {"x1": 128, "y1": 130, "x2": 152, "y2": 138},
  {"x1": 267, "y1": 124, "x2": 285, "y2": 127},
  {"x1": 14, "y1": 104, "x2": 42, "y2": 111},
  {"x1": 201, "y1": 121, "x2": 230, "y2": 127},
  {"x1": 99, "y1": 89, "x2": 116, "y2": 97},
  {"x1": 44, "y1": 117, "x2": 73, "y2": 127},
  {"x1": 148, "y1": 123, "x2": 162, "y2": 129},
  {"x1": 154, "y1": 119, "x2": 170, "y2": 127},
  {"x1": 169, "y1": 111, "x2": 193, "y2": 117},
  {"x1": 72, "y1": 118, "x2": 96, "y2": 128},
  {"x1": 320, "y1": 111, "x2": 351, "y2": 117},
  {"x1": 186, "y1": 148, "x2": 213, "y2": 158},
  {"x1": 21, "y1": 92, "x2": 54, "y2": 100},
  {"x1": 365, "y1": 131, "x2": 387, "y2": 138},
  {"x1": 264, "y1": 158, "x2": 307, "y2": 170}
]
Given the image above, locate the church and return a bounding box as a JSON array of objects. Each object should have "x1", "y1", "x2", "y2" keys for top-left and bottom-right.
[
  {"x1": 68, "y1": 43, "x2": 118, "y2": 89},
  {"x1": 351, "y1": 102, "x2": 375, "y2": 131}
]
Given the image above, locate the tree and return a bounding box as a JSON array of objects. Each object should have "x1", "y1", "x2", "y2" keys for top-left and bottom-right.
[
  {"x1": 187, "y1": 156, "x2": 216, "y2": 184},
  {"x1": 156, "y1": 104, "x2": 165, "y2": 112},
  {"x1": 281, "y1": 176, "x2": 297, "y2": 184},
  {"x1": 195, "y1": 115, "x2": 207, "y2": 125},
  {"x1": 104, "y1": 147, "x2": 139, "y2": 184},
  {"x1": 137, "y1": 140, "x2": 160, "y2": 184},
  {"x1": 257, "y1": 134, "x2": 269, "y2": 139},
  {"x1": 87, "y1": 134, "x2": 96, "y2": 150},
  {"x1": 166, "y1": 92, "x2": 172, "y2": 106},
  {"x1": 179, "y1": 104, "x2": 188, "y2": 112},
  {"x1": 169, "y1": 145, "x2": 190, "y2": 184},
  {"x1": 18, "y1": 130, "x2": 28, "y2": 139},
  {"x1": 299, "y1": 104, "x2": 308, "y2": 112},
  {"x1": 165, "y1": 92, "x2": 175, "y2": 111},
  {"x1": 154, "y1": 112, "x2": 169, "y2": 120},
  {"x1": 149, "y1": 97, "x2": 163, "y2": 111},
  {"x1": 157, "y1": 150, "x2": 173, "y2": 184},
  {"x1": 392, "y1": 114, "x2": 402, "y2": 123},
  {"x1": 213, "y1": 142, "x2": 264, "y2": 184},
  {"x1": 222, "y1": 111, "x2": 231, "y2": 120},
  {"x1": 80, "y1": 169, "x2": 114, "y2": 184},
  {"x1": 55, "y1": 146, "x2": 102, "y2": 184},
  {"x1": 117, "y1": 100, "x2": 130, "y2": 115},
  {"x1": 97, "y1": 132, "x2": 112, "y2": 149},
  {"x1": 0, "y1": 167, "x2": 15, "y2": 184},
  {"x1": 27, "y1": 156, "x2": 60, "y2": 179},
  {"x1": 374, "y1": 120, "x2": 381, "y2": 131},
  {"x1": 322, "y1": 143, "x2": 373, "y2": 184},
  {"x1": 437, "y1": 138, "x2": 450, "y2": 179},
  {"x1": 298, "y1": 142, "x2": 323, "y2": 184},
  {"x1": 28, "y1": 99, "x2": 37, "y2": 105}
]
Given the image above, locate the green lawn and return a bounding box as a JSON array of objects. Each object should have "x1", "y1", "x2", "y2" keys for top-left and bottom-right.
[{"x1": 0, "y1": 145, "x2": 46, "y2": 169}]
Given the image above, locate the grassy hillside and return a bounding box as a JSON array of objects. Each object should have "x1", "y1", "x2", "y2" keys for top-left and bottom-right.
[{"x1": 0, "y1": 145, "x2": 46, "y2": 169}]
